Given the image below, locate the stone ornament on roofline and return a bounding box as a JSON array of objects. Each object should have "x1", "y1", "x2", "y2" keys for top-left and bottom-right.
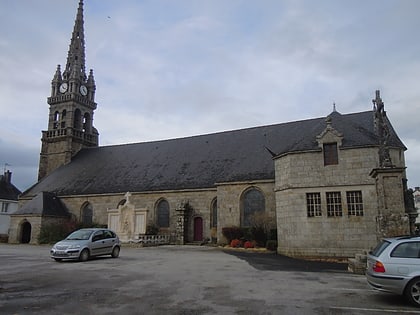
[
  {"x1": 316, "y1": 116, "x2": 344, "y2": 148},
  {"x1": 372, "y1": 90, "x2": 393, "y2": 168}
]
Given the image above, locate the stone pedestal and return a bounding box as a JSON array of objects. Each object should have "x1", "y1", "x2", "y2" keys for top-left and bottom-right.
[
  {"x1": 370, "y1": 167, "x2": 409, "y2": 238},
  {"x1": 176, "y1": 208, "x2": 186, "y2": 245},
  {"x1": 175, "y1": 202, "x2": 191, "y2": 245}
]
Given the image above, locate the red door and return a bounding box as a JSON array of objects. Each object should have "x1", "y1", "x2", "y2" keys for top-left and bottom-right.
[{"x1": 193, "y1": 217, "x2": 203, "y2": 241}]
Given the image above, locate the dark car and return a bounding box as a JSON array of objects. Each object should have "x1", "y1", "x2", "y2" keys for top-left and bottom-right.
[{"x1": 50, "y1": 228, "x2": 121, "y2": 262}]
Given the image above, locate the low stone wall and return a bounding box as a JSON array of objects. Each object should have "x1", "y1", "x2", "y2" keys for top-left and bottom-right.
[{"x1": 128, "y1": 234, "x2": 171, "y2": 246}]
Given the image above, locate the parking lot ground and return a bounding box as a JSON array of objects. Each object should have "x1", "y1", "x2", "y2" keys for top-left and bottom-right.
[
  {"x1": 1, "y1": 244, "x2": 420, "y2": 315},
  {"x1": 222, "y1": 249, "x2": 348, "y2": 272}
]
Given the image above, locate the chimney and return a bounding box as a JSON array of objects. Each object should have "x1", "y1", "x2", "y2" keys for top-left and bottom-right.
[{"x1": 3, "y1": 170, "x2": 12, "y2": 184}]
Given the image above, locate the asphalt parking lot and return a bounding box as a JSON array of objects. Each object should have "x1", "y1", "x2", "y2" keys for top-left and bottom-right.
[{"x1": 1, "y1": 244, "x2": 419, "y2": 315}]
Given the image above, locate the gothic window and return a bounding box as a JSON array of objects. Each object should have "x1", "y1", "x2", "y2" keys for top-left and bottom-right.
[
  {"x1": 241, "y1": 188, "x2": 265, "y2": 227},
  {"x1": 74, "y1": 109, "x2": 82, "y2": 129},
  {"x1": 211, "y1": 198, "x2": 217, "y2": 228},
  {"x1": 61, "y1": 110, "x2": 66, "y2": 128},
  {"x1": 81, "y1": 202, "x2": 93, "y2": 225},
  {"x1": 157, "y1": 199, "x2": 170, "y2": 228},
  {"x1": 53, "y1": 111, "x2": 59, "y2": 129},
  {"x1": 306, "y1": 193, "x2": 322, "y2": 217},
  {"x1": 83, "y1": 113, "x2": 91, "y2": 133},
  {"x1": 326, "y1": 192, "x2": 342, "y2": 217},
  {"x1": 347, "y1": 191, "x2": 364, "y2": 216},
  {"x1": 323, "y1": 143, "x2": 338, "y2": 166}
]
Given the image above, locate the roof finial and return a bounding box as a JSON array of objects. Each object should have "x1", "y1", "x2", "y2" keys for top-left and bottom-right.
[{"x1": 333, "y1": 102, "x2": 337, "y2": 112}]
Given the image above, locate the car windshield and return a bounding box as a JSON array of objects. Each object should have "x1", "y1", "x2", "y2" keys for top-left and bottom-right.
[
  {"x1": 66, "y1": 230, "x2": 94, "y2": 240},
  {"x1": 370, "y1": 240, "x2": 391, "y2": 257}
]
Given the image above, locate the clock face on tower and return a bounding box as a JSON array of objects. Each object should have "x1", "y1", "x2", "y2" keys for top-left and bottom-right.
[
  {"x1": 59, "y1": 82, "x2": 68, "y2": 93},
  {"x1": 80, "y1": 85, "x2": 88, "y2": 96}
]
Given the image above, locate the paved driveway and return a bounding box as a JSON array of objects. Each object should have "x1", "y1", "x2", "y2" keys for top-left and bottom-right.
[{"x1": 0, "y1": 244, "x2": 418, "y2": 314}]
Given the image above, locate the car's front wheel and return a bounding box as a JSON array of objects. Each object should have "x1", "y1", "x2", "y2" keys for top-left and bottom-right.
[
  {"x1": 111, "y1": 246, "x2": 120, "y2": 258},
  {"x1": 405, "y1": 277, "x2": 420, "y2": 307},
  {"x1": 79, "y1": 249, "x2": 90, "y2": 262}
]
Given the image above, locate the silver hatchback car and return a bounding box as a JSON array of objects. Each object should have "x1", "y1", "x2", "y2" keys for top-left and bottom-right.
[
  {"x1": 366, "y1": 236, "x2": 420, "y2": 307},
  {"x1": 50, "y1": 228, "x2": 121, "y2": 262}
]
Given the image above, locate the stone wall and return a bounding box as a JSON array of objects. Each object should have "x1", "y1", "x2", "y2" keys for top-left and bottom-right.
[
  {"x1": 275, "y1": 146, "x2": 405, "y2": 258},
  {"x1": 216, "y1": 180, "x2": 276, "y2": 243},
  {"x1": 45, "y1": 180, "x2": 276, "y2": 245},
  {"x1": 59, "y1": 188, "x2": 219, "y2": 242},
  {"x1": 8, "y1": 216, "x2": 42, "y2": 244}
]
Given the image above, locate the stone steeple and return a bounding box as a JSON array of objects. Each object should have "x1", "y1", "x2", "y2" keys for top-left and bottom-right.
[
  {"x1": 63, "y1": 0, "x2": 87, "y2": 83},
  {"x1": 38, "y1": 0, "x2": 98, "y2": 181}
]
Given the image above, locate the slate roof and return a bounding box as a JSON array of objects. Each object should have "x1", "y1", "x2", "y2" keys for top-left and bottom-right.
[
  {"x1": 14, "y1": 192, "x2": 69, "y2": 216},
  {"x1": 22, "y1": 110, "x2": 405, "y2": 197},
  {"x1": 0, "y1": 175, "x2": 21, "y2": 201}
]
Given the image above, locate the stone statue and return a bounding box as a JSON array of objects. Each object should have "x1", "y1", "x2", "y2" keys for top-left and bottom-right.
[{"x1": 372, "y1": 90, "x2": 393, "y2": 167}]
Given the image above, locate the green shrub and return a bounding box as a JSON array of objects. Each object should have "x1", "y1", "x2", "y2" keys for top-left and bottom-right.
[
  {"x1": 269, "y1": 229, "x2": 278, "y2": 241},
  {"x1": 38, "y1": 220, "x2": 102, "y2": 244},
  {"x1": 251, "y1": 227, "x2": 267, "y2": 247},
  {"x1": 222, "y1": 226, "x2": 243, "y2": 243},
  {"x1": 146, "y1": 223, "x2": 159, "y2": 235},
  {"x1": 241, "y1": 227, "x2": 253, "y2": 241},
  {"x1": 38, "y1": 222, "x2": 73, "y2": 244},
  {"x1": 266, "y1": 240, "x2": 278, "y2": 251}
]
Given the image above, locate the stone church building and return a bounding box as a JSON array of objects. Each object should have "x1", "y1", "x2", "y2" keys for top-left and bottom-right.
[{"x1": 9, "y1": 0, "x2": 411, "y2": 259}]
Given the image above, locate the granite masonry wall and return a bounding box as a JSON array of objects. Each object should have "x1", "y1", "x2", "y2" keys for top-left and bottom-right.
[{"x1": 275, "y1": 146, "x2": 406, "y2": 258}]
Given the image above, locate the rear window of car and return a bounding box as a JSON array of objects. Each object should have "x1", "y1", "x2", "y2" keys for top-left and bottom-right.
[
  {"x1": 370, "y1": 240, "x2": 391, "y2": 257},
  {"x1": 391, "y1": 242, "x2": 420, "y2": 258}
]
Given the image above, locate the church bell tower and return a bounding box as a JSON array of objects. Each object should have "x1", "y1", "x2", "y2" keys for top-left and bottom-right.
[{"x1": 38, "y1": 0, "x2": 98, "y2": 180}]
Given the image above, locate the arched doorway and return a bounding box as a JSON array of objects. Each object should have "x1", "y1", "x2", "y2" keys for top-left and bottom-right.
[
  {"x1": 193, "y1": 217, "x2": 203, "y2": 241},
  {"x1": 21, "y1": 221, "x2": 31, "y2": 244}
]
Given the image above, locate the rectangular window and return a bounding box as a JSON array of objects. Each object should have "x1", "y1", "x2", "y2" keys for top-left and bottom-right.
[
  {"x1": 347, "y1": 191, "x2": 364, "y2": 216},
  {"x1": 306, "y1": 193, "x2": 322, "y2": 217},
  {"x1": 326, "y1": 192, "x2": 342, "y2": 217},
  {"x1": 323, "y1": 143, "x2": 338, "y2": 166},
  {"x1": 1, "y1": 202, "x2": 9, "y2": 213}
]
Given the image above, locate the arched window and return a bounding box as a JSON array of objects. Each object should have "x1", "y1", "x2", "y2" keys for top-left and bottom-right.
[
  {"x1": 210, "y1": 198, "x2": 217, "y2": 228},
  {"x1": 81, "y1": 202, "x2": 93, "y2": 226},
  {"x1": 241, "y1": 188, "x2": 265, "y2": 227},
  {"x1": 156, "y1": 199, "x2": 170, "y2": 228},
  {"x1": 61, "y1": 110, "x2": 66, "y2": 128},
  {"x1": 53, "y1": 111, "x2": 59, "y2": 129},
  {"x1": 74, "y1": 109, "x2": 82, "y2": 129},
  {"x1": 83, "y1": 113, "x2": 91, "y2": 133}
]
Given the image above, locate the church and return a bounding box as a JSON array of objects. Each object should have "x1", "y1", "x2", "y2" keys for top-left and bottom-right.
[{"x1": 9, "y1": 0, "x2": 411, "y2": 259}]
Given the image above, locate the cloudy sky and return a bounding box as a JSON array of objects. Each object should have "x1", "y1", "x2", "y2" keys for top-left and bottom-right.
[{"x1": 1, "y1": 0, "x2": 420, "y2": 192}]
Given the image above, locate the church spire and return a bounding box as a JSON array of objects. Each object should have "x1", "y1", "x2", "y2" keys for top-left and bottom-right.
[
  {"x1": 40, "y1": 0, "x2": 98, "y2": 181},
  {"x1": 63, "y1": 0, "x2": 86, "y2": 82}
]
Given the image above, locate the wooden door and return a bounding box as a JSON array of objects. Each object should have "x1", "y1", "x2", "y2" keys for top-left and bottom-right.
[{"x1": 193, "y1": 217, "x2": 203, "y2": 241}]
